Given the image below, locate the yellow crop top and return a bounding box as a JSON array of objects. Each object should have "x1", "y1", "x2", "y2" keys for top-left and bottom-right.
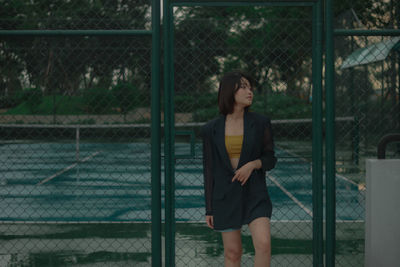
[{"x1": 225, "y1": 135, "x2": 243, "y2": 159}]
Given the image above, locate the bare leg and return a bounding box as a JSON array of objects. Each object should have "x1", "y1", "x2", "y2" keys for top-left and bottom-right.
[
  {"x1": 249, "y1": 217, "x2": 271, "y2": 267},
  {"x1": 221, "y1": 229, "x2": 242, "y2": 267}
]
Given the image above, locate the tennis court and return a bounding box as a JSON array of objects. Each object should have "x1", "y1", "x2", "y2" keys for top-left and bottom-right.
[
  {"x1": 0, "y1": 137, "x2": 365, "y2": 266},
  {"x1": 0, "y1": 140, "x2": 363, "y2": 222}
]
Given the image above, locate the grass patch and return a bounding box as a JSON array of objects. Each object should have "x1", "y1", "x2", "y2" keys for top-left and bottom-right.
[{"x1": 5, "y1": 95, "x2": 88, "y2": 115}]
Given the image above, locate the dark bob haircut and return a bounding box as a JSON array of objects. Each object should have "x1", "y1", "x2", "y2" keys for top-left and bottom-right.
[{"x1": 217, "y1": 70, "x2": 254, "y2": 115}]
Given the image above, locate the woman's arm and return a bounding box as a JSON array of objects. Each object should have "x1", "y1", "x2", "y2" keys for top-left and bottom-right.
[
  {"x1": 246, "y1": 118, "x2": 277, "y2": 171},
  {"x1": 232, "y1": 160, "x2": 260, "y2": 185},
  {"x1": 231, "y1": 118, "x2": 277, "y2": 185},
  {"x1": 260, "y1": 118, "x2": 277, "y2": 172}
]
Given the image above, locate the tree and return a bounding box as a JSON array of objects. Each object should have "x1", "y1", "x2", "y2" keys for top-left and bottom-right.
[
  {"x1": 0, "y1": 0, "x2": 151, "y2": 98},
  {"x1": 173, "y1": 6, "x2": 313, "y2": 101},
  {"x1": 112, "y1": 82, "x2": 138, "y2": 122}
]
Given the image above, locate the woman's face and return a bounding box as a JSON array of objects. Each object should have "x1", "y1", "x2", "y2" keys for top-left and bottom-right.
[{"x1": 234, "y1": 77, "x2": 253, "y2": 108}]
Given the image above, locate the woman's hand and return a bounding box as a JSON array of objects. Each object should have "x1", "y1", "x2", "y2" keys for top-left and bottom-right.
[
  {"x1": 206, "y1": 215, "x2": 214, "y2": 229},
  {"x1": 232, "y1": 160, "x2": 261, "y2": 186}
]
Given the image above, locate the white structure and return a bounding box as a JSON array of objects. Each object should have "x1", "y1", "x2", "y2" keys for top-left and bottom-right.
[{"x1": 365, "y1": 159, "x2": 400, "y2": 267}]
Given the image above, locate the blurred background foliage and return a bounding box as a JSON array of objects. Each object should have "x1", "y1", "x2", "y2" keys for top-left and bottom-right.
[{"x1": 0, "y1": 0, "x2": 399, "y2": 122}]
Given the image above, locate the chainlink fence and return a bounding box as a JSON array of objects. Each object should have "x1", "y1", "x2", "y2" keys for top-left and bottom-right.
[
  {"x1": 333, "y1": 1, "x2": 400, "y2": 266},
  {"x1": 334, "y1": 34, "x2": 400, "y2": 267},
  {"x1": 1, "y1": 0, "x2": 399, "y2": 266},
  {"x1": 1, "y1": 0, "x2": 154, "y2": 266}
]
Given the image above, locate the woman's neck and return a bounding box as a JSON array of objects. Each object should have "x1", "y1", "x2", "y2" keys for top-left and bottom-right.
[{"x1": 227, "y1": 107, "x2": 244, "y2": 121}]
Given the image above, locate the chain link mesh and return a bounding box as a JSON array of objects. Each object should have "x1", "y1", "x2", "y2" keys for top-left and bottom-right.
[
  {"x1": 1, "y1": 0, "x2": 153, "y2": 266},
  {"x1": 334, "y1": 0, "x2": 399, "y2": 30},
  {"x1": 0, "y1": 0, "x2": 151, "y2": 30},
  {"x1": 333, "y1": 1, "x2": 400, "y2": 266},
  {"x1": 334, "y1": 35, "x2": 400, "y2": 266},
  {"x1": 1, "y1": 0, "x2": 398, "y2": 266}
]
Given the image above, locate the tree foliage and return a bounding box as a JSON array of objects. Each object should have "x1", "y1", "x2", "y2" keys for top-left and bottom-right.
[
  {"x1": 0, "y1": 0, "x2": 398, "y2": 115},
  {"x1": 0, "y1": 0, "x2": 150, "y2": 99}
]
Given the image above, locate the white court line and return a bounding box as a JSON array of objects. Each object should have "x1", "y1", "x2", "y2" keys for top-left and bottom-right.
[
  {"x1": 268, "y1": 174, "x2": 313, "y2": 217},
  {"x1": 335, "y1": 173, "x2": 359, "y2": 187},
  {"x1": 276, "y1": 144, "x2": 360, "y2": 187},
  {"x1": 37, "y1": 151, "x2": 102, "y2": 186},
  {"x1": 275, "y1": 144, "x2": 309, "y2": 163}
]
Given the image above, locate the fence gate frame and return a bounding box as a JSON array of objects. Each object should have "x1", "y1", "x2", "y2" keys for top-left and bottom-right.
[
  {"x1": 162, "y1": 1, "x2": 326, "y2": 267},
  {"x1": 0, "y1": 0, "x2": 163, "y2": 266}
]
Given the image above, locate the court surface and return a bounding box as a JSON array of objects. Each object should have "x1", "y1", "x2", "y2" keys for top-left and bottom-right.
[{"x1": 0, "y1": 141, "x2": 364, "y2": 223}]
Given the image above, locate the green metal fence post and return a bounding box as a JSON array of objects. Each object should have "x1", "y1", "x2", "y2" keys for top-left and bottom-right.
[
  {"x1": 169, "y1": 6, "x2": 176, "y2": 265},
  {"x1": 151, "y1": 0, "x2": 162, "y2": 266},
  {"x1": 164, "y1": 0, "x2": 176, "y2": 266},
  {"x1": 334, "y1": 29, "x2": 400, "y2": 36},
  {"x1": 0, "y1": 30, "x2": 153, "y2": 36},
  {"x1": 312, "y1": 1, "x2": 324, "y2": 266},
  {"x1": 325, "y1": 0, "x2": 336, "y2": 265},
  {"x1": 397, "y1": 34, "x2": 400, "y2": 153}
]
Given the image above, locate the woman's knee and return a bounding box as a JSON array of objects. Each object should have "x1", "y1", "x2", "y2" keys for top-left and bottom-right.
[
  {"x1": 224, "y1": 246, "x2": 243, "y2": 262},
  {"x1": 254, "y1": 237, "x2": 271, "y2": 254}
]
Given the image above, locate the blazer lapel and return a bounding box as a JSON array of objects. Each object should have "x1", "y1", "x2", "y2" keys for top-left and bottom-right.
[
  {"x1": 213, "y1": 115, "x2": 234, "y2": 173},
  {"x1": 238, "y1": 111, "x2": 255, "y2": 168}
]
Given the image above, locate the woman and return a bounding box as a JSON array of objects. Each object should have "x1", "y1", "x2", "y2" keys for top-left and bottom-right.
[{"x1": 201, "y1": 71, "x2": 277, "y2": 267}]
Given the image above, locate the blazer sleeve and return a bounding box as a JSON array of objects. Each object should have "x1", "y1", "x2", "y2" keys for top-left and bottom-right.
[
  {"x1": 201, "y1": 125, "x2": 214, "y2": 216},
  {"x1": 260, "y1": 118, "x2": 277, "y2": 172}
]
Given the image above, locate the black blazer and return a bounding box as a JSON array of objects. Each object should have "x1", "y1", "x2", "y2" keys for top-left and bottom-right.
[{"x1": 201, "y1": 111, "x2": 277, "y2": 229}]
